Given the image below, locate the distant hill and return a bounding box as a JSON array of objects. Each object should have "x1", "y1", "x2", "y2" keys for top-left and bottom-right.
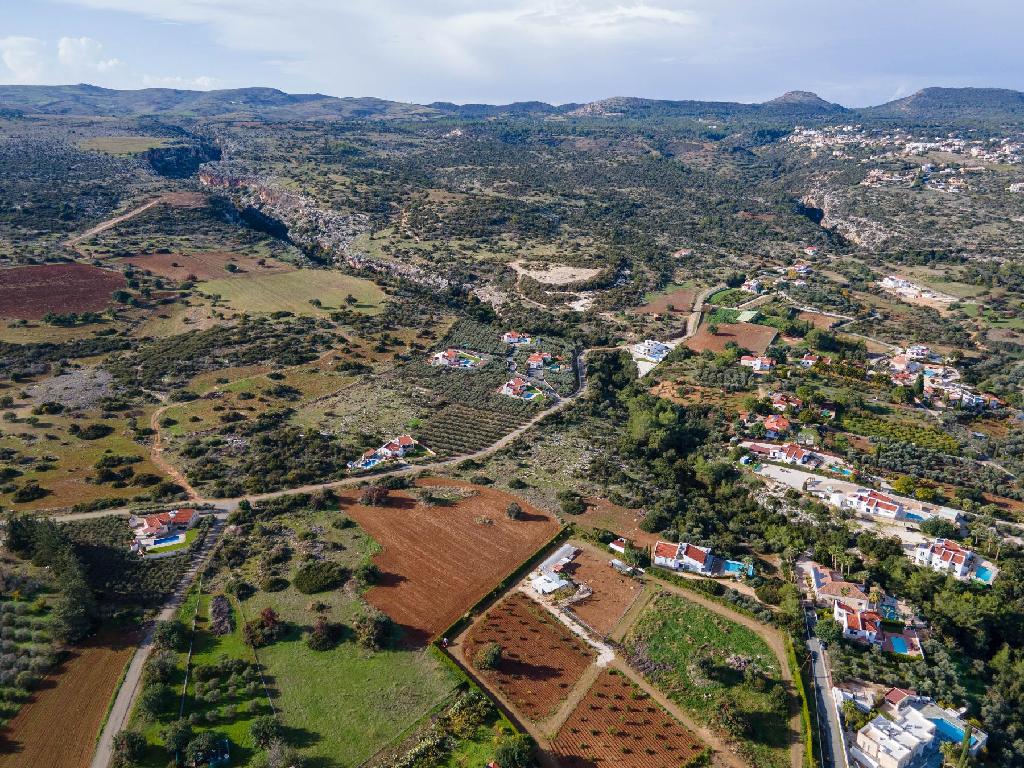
[
  {"x1": 862, "y1": 87, "x2": 1024, "y2": 120},
  {"x1": 0, "y1": 84, "x2": 436, "y2": 120},
  {"x1": 4, "y1": 83, "x2": 1024, "y2": 123}
]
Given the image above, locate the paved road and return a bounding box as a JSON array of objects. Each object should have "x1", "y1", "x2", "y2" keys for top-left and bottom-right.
[
  {"x1": 90, "y1": 516, "x2": 226, "y2": 768},
  {"x1": 803, "y1": 606, "x2": 847, "y2": 768}
]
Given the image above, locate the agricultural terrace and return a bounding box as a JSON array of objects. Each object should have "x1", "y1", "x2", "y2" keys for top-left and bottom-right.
[
  {"x1": 0, "y1": 627, "x2": 138, "y2": 768},
  {"x1": 198, "y1": 270, "x2": 386, "y2": 317},
  {"x1": 0, "y1": 264, "x2": 126, "y2": 320},
  {"x1": 463, "y1": 591, "x2": 594, "y2": 721},
  {"x1": 563, "y1": 548, "x2": 645, "y2": 636},
  {"x1": 684, "y1": 322, "x2": 778, "y2": 356},
  {"x1": 417, "y1": 403, "x2": 533, "y2": 457},
  {"x1": 550, "y1": 669, "x2": 706, "y2": 768},
  {"x1": 797, "y1": 311, "x2": 840, "y2": 330},
  {"x1": 344, "y1": 478, "x2": 561, "y2": 645},
  {"x1": 78, "y1": 135, "x2": 176, "y2": 154},
  {"x1": 130, "y1": 589, "x2": 272, "y2": 767},
  {"x1": 839, "y1": 413, "x2": 960, "y2": 453},
  {"x1": 624, "y1": 592, "x2": 792, "y2": 768},
  {"x1": 228, "y1": 501, "x2": 461, "y2": 766},
  {"x1": 123, "y1": 251, "x2": 294, "y2": 281}
]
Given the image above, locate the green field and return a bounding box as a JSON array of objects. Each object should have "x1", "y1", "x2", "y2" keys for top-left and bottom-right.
[
  {"x1": 198, "y1": 270, "x2": 386, "y2": 317},
  {"x1": 625, "y1": 592, "x2": 790, "y2": 768},
  {"x1": 236, "y1": 509, "x2": 461, "y2": 765},
  {"x1": 79, "y1": 136, "x2": 176, "y2": 154}
]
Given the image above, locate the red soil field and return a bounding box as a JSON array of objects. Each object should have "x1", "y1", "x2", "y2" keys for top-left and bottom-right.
[
  {"x1": 551, "y1": 669, "x2": 705, "y2": 768},
  {"x1": 122, "y1": 251, "x2": 294, "y2": 281},
  {"x1": 0, "y1": 264, "x2": 126, "y2": 319},
  {"x1": 0, "y1": 628, "x2": 137, "y2": 768},
  {"x1": 342, "y1": 478, "x2": 560, "y2": 646},
  {"x1": 684, "y1": 321, "x2": 778, "y2": 355},
  {"x1": 463, "y1": 591, "x2": 594, "y2": 721},
  {"x1": 563, "y1": 549, "x2": 644, "y2": 635},
  {"x1": 797, "y1": 311, "x2": 839, "y2": 330},
  {"x1": 632, "y1": 287, "x2": 697, "y2": 315},
  {"x1": 576, "y1": 499, "x2": 659, "y2": 549}
]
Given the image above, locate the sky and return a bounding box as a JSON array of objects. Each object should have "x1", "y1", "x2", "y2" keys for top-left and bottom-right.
[{"x1": 2, "y1": 1, "x2": 1022, "y2": 107}]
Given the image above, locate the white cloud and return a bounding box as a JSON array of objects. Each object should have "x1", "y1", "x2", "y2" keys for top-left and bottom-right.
[
  {"x1": 0, "y1": 36, "x2": 47, "y2": 83},
  {"x1": 57, "y1": 36, "x2": 121, "y2": 72}
]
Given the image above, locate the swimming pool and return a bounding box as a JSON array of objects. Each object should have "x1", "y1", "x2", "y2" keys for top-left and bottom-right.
[
  {"x1": 903, "y1": 512, "x2": 926, "y2": 522},
  {"x1": 723, "y1": 560, "x2": 754, "y2": 576},
  {"x1": 889, "y1": 636, "x2": 909, "y2": 654},
  {"x1": 975, "y1": 566, "x2": 994, "y2": 583},
  {"x1": 151, "y1": 533, "x2": 185, "y2": 548}
]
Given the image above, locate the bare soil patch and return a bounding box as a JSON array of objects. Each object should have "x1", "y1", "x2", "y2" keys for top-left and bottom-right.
[
  {"x1": 797, "y1": 311, "x2": 839, "y2": 330},
  {"x1": 0, "y1": 627, "x2": 137, "y2": 768},
  {"x1": 509, "y1": 260, "x2": 603, "y2": 285},
  {"x1": 563, "y1": 549, "x2": 643, "y2": 635},
  {"x1": 463, "y1": 591, "x2": 594, "y2": 721},
  {"x1": 0, "y1": 264, "x2": 126, "y2": 319},
  {"x1": 122, "y1": 251, "x2": 294, "y2": 281},
  {"x1": 343, "y1": 478, "x2": 560, "y2": 646},
  {"x1": 550, "y1": 668, "x2": 705, "y2": 768},
  {"x1": 575, "y1": 499, "x2": 659, "y2": 549},
  {"x1": 684, "y1": 322, "x2": 778, "y2": 355},
  {"x1": 632, "y1": 287, "x2": 698, "y2": 315}
]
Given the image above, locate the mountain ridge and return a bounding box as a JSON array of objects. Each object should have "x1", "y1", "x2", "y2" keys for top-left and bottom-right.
[{"x1": 2, "y1": 83, "x2": 1023, "y2": 122}]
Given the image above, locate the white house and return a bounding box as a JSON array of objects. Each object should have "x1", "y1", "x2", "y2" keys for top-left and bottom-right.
[
  {"x1": 652, "y1": 541, "x2": 713, "y2": 575},
  {"x1": 845, "y1": 488, "x2": 904, "y2": 520},
  {"x1": 915, "y1": 539, "x2": 973, "y2": 579},
  {"x1": 741, "y1": 278, "x2": 763, "y2": 294},
  {"x1": 526, "y1": 351, "x2": 552, "y2": 371},
  {"x1": 771, "y1": 443, "x2": 819, "y2": 467},
  {"x1": 740, "y1": 355, "x2": 774, "y2": 373},
  {"x1": 881, "y1": 688, "x2": 988, "y2": 757},
  {"x1": 609, "y1": 538, "x2": 629, "y2": 554},
  {"x1": 834, "y1": 601, "x2": 882, "y2": 644},
  {"x1": 129, "y1": 508, "x2": 198, "y2": 550},
  {"x1": 502, "y1": 331, "x2": 532, "y2": 345},
  {"x1": 635, "y1": 339, "x2": 671, "y2": 362},
  {"x1": 379, "y1": 434, "x2": 418, "y2": 459},
  {"x1": 854, "y1": 710, "x2": 935, "y2": 768}
]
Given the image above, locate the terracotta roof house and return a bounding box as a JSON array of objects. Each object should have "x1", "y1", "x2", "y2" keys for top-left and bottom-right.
[
  {"x1": 763, "y1": 414, "x2": 791, "y2": 437},
  {"x1": 914, "y1": 538, "x2": 973, "y2": 579},
  {"x1": 502, "y1": 331, "x2": 532, "y2": 345},
  {"x1": 834, "y1": 601, "x2": 882, "y2": 644},
  {"x1": 807, "y1": 562, "x2": 870, "y2": 610},
  {"x1": 740, "y1": 355, "x2": 774, "y2": 373},
  {"x1": 652, "y1": 541, "x2": 713, "y2": 575}
]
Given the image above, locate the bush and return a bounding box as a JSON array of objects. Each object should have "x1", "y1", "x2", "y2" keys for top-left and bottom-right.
[
  {"x1": 306, "y1": 616, "x2": 343, "y2": 651},
  {"x1": 505, "y1": 503, "x2": 523, "y2": 520},
  {"x1": 474, "y1": 641, "x2": 502, "y2": 670},
  {"x1": 494, "y1": 734, "x2": 534, "y2": 768},
  {"x1": 292, "y1": 561, "x2": 350, "y2": 594},
  {"x1": 250, "y1": 715, "x2": 282, "y2": 748},
  {"x1": 153, "y1": 620, "x2": 187, "y2": 651},
  {"x1": 557, "y1": 490, "x2": 585, "y2": 515},
  {"x1": 244, "y1": 608, "x2": 283, "y2": 648},
  {"x1": 112, "y1": 730, "x2": 147, "y2": 763},
  {"x1": 353, "y1": 607, "x2": 392, "y2": 650},
  {"x1": 359, "y1": 485, "x2": 389, "y2": 506}
]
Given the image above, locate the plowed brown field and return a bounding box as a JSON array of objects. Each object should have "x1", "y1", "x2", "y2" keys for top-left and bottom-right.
[
  {"x1": 0, "y1": 264, "x2": 126, "y2": 319},
  {"x1": 122, "y1": 251, "x2": 294, "y2": 281},
  {"x1": 0, "y1": 628, "x2": 137, "y2": 768},
  {"x1": 563, "y1": 549, "x2": 643, "y2": 635},
  {"x1": 342, "y1": 478, "x2": 560, "y2": 645},
  {"x1": 684, "y1": 321, "x2": 778, "y2": 355},
  {"x1": 464, "y1": 591, "x2": 594, "y2": 720},
  {"x1": 551, "y1": 669, "x2": 705, "y2": 768}
]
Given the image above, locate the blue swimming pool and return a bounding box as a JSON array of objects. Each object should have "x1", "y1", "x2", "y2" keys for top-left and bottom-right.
[
  {"x1": 904, "y1": 512, "x2": 926, "y2": 522},
  {"x1": 723, "y1": 560, "x2": 754, "y2": 576},
  {"x1": 151, "y1": 533, "x2": 184, "y2": 547},
  {"x1": 975, "y1": 566, "x2": 994, "y2": 583},
  {"x1": 889, "y1": 636, "x2": 909, "y2": 654}
]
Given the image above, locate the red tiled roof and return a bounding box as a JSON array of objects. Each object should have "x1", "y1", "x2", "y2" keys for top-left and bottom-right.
[
  {"x1": 682, "y1": 543, "x2": 709, "y2": 566},
  {"x1": 654, "y1": 541, "x2": 679, "y2": 560},
  {"x1": 884, "y1": 687, "x2": 916, "y2": 706},
  {"x1": 764, "y1": 415, "x2": 790, "y2": 432},
  {"x1": 397, "y1": 435, "x2": 416, "y2": 446}
]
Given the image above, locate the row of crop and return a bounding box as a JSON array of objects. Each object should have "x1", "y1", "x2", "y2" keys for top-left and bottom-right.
[{"x1": 840, "y1": 414, "x2": 960, "y2": 453}]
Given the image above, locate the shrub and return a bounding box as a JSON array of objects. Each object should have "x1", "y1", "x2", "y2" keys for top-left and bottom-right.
[
  {"x1": 474, "y1": 641, "x2": 502, "y2": 670},
  {"x1": 153, "y1": 620, "x2": 187, "y2": 651},
  {"x1": 505, "y1": 503, "x2": 523, "y2": 520},
  {"x1": 353, "y1": 607, "x2": 392, "y2": 651},
  {"x1": 306, "y1": 616, "x2": 343, "y2": 651},
  {"x1": 494, "y1": 734, "x2": 534, "y2": 768},
  {"x1": 358, "y1": 485, "x2": 390, "y2": 506},
  {"x1": 292, "y1": 561, "x2": 350, "y2": 594},
  {"x1": 250, "y1": 715, "x2": 282, "y2": 748},
  {"x1": 112, "y1": 730, "x2": 147, "y2": 763}
]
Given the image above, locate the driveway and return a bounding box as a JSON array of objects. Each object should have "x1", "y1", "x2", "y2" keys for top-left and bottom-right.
[{"x1": 803, "y1": 606, "x2": 847, "y2": 768}]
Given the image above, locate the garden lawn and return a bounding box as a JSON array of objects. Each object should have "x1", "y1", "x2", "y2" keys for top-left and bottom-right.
[
  {"x1": 625, "y1": 592, "x2": 790, "y2": 768},
  {"x1": 198, "y1": 270, "x2": 385, "y2": 317}
]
